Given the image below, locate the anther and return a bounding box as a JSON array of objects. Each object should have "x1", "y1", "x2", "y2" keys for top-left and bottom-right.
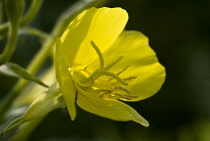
[
  {"x1": 95, "y1": 89, "x2": 112, "y2": 95},
  {"x1": 123, "y1": 76, "x2": 137, "y2": 81},
  {"x1": 102, "y1": 93, "x2": 138, "y2": 100},
  {"x1": 112, "y1": 86, "x2": 131, "y2": 94},
  {"x1": 108, "y1": 65, "x2": 131, "y2": 81},
  {"x1": 116, "y1": 65, "x2": 131, "y2": 76},
  {"x1": 100, "y1": 71, "x2": 128, "y2": 86},
  {"x1": 115, "y1": 94, "x2": 138, "y2": 100}
]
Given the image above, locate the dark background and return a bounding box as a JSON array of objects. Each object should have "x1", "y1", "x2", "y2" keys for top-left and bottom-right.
[{"x1": 1, "y1": 0, "x2": 210, "y2": 140}]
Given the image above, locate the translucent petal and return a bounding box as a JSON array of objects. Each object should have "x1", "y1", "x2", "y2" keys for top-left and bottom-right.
[
  {"x1": 77, "y1": 94, "x2": 149, "y2": 127},
  {"x1": 23, "y1": 83, "x2": 65, "y2": 121},
  {"x1": 88, "y1": 31, "x2": 166, "y2": 101},
  {"x1": 60, "y1": 7, "x2": 128, "y2": 70},
  {"x1": 11, "y1": 117, "x2": 44, "y2": 141},
  {"x1": 55, "y1": 39, "x2": 77, "y2": 120},
  {"x1": 12, "y1": 67, "x2": 55, "y2": 107}
]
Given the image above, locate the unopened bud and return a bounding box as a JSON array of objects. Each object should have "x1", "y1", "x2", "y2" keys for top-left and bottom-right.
[{"x1": 6, "y1": 0, "x2": 25, "y2": 24}]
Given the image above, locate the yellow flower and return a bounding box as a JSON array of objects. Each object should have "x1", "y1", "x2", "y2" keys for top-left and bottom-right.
[{"x1": 55, "y1": 7, "x2": 165, "y2": 127}]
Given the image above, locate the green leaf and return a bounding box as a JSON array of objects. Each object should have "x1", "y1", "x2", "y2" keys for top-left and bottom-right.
[{"x1": 0, "y1": 62, "x2": 48, "y2": 87}]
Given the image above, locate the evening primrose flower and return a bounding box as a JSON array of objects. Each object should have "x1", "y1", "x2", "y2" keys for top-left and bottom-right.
[{"x1": 55, "y1": 7, "x2": 165, "y2": 127}]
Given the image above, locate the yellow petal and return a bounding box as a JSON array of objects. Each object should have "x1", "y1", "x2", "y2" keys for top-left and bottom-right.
[
  {"x1": 77, "y1": 94, "x2": 149, "y2": 127},
  {"x1": 108, "y1": 31, "x2": 165, "y2": 101},
  {"x1": 88, "y1": 31, "x2": 166, "y2": 101},
  {"x1": 55, "y1": 39, "x2": 77, "y2": 120},
  {"x1": 60, "y1": 7, "x2": 128, "y2": 70},
  {"x1": 60, "y1": 76, "x2": 77, "y2": 121}
]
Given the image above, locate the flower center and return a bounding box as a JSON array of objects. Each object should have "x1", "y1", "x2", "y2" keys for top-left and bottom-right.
[{"x1": 70, "y1": 41, "x2": 138, "y2": 101}]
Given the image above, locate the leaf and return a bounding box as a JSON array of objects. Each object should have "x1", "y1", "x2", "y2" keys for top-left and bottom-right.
[{"x1": 0, "y1": 62, "x2": 48, "y2": 87}]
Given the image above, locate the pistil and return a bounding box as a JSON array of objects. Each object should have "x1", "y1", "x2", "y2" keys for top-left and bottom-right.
[{"x1": 70, "y1": 41, "x2": 139, "y2": 101}]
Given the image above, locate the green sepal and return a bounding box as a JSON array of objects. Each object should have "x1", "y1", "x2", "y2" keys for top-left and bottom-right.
[
  {"x1": 23, "y1": 82, "x2": 64, "y2": 121},
  {"x1": 0, "y1": 82, "x2": 65, "y2": 138}
]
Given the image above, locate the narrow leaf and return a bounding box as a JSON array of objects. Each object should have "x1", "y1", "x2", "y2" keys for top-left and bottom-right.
[{"x1": 0, "y1": 63, "x2": 48, "y2": 87}]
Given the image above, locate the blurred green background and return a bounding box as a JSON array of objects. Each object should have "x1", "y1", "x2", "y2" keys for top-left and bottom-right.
[{"x1": 1, "y1": 0, "x2": 210, "y2": 140}]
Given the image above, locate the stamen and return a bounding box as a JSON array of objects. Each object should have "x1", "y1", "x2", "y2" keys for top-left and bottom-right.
[
  {"x1": 113, "y1": 93, "x2": 138, "y2": 100},
  {"x1": 74, "y1": 82, "x2": 96, "y2": 97},
  {"x1": 108, "y1": 65, "x2": 131, "y2": 81},
  {"x1": 85, "y1": 69, "x2": 128, "y2": 86},
  {"x1": 95, "y1": 89, "x2": 112, "y2": 95},
  {"x1": 90, "y1": 41, "x2": 104, "y2": 69},
  {"x1": 99, "y1": 71, "x2": 128, "y2": 86},
  {"x1": 102, "y1": 93, "x2": 138, "y2": 100},
  {"x1": 112, "y1": 86, "x2": 131, "y2": 94},
  {"x1": 123, "y1": 76, "x2": 137, "y2": 81},
  {"x1": 104, "y1": 56, "x2": 123, "y2": 71},
  {"x1": 116, "y1": 65, "x2": 131, "y2": 76}
]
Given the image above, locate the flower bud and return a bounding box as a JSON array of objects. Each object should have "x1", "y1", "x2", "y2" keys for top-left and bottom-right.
[{"x1": 6, "y1": 0, "x2": 24, "y2": 24}]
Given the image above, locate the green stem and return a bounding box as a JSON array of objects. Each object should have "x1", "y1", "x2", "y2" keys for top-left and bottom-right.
[
  {"x1": 21, "y1": 0, "x2": 43, "y2": 26},
  {"x1": 0, "y1": 0, "x2": 43, "y2": 36},
  {"x1": 0, "y1": 0, "x2": 108, "y2": 121},
  {"x1": 0, "y1": 0, "x2": 3, "y2": 24},
  {"x1": 20, "y1": 27, "x2": 49, "y2": 39},
  {"x1": 0, "y1": 0, "x2": 24, "y2": 64},
  {"x1": 0, "y1": 22, "x2": 19, "y2": 64}
]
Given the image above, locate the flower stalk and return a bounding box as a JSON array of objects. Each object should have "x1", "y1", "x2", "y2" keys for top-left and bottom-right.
[
  {"x1": 0, "y1": 0, "x2": 24, "y2": 64},
  {"x1": 0, "y1": 0, "x2": 43, "y2": 36}
]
